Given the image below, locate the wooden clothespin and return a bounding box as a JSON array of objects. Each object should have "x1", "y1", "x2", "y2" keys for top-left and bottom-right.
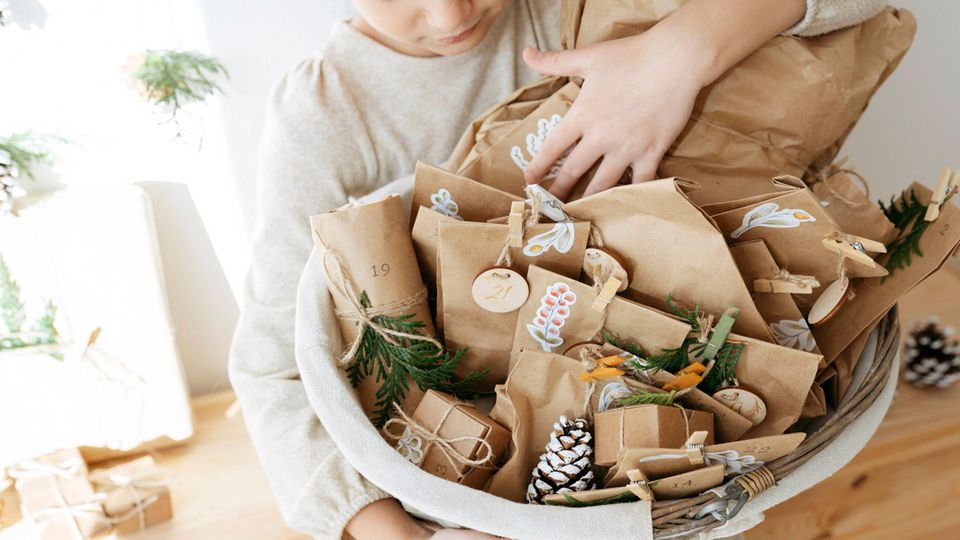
[
  {"x1": 625, "y1": 469, "x2": 654, "y2": 501},
  {"x1": 702, "y1": 307, "x2": 739, "y2": 361},
  {"x1": 591, "y1": 276, "x2": 622, "y2": 312},
  {"x1": 821, "y1": 233, "x2": 886, "y2": 267},
  {"x1": 684, "y1": 431, "x2": 708, "y2": 466},
  {"x1": 753, "y1": 274, "x2": 819, "y2": 294},
  {"x1": 925, "y1": 166, "x2": 955, "y2": 222},
  {"x1": 508, "y1": 201, "x2": 525, "y2": 248}
]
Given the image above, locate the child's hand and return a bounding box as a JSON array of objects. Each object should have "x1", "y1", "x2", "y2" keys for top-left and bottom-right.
[{"x1": 521, "y1": 35, "x2": 705, "y2": 200}]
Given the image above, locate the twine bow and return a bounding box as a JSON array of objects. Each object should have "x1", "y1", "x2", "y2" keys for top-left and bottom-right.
[
  {"x1": 6, "y1": 456, "x2": 85, "y2": 481},
  {"x1": 383, "y1": 402, "x2": 496, "y2": 473},
  {"x1": 89, "y1": 466, "x2": 169, "y2": 532},
  {"x1": 771, "y1": 269, "x2": 820, "y2": 290},
  {"x1": 15, "y1": 472, "x2": 111, "y2": 540},
  {"x1": 321, "y1": 250, "x2": 441, "y2": 368}
]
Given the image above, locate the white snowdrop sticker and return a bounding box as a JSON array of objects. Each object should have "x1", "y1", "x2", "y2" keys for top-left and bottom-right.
[
  {"x1": 523, "y1": 222, "x2": 576, "y2": 257},
  {"x1": 429, "y1": 188, "x2": 463, "y2": 220},
  {"x1": 730, "y1": 203, "x2": 816, "y2": 239}
]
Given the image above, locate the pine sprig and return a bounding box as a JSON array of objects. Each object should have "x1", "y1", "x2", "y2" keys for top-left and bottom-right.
[
  {"x1": 0, "y1": 254, "x2": 25, "y2": 333},
  {"x1": 879, "y1": 189, "x2": 955, "y2": 282},
  {"x1": 614, "y1": 388, "x2": 676, "y2": 408},
  {"x1": 131, "y1": 50, "x2": 229, "y2": 135},
  {"x1": 0, "y1": 132, "x2": 60, "y2": 181},
  {"x1": 347, "y1": 291, "x2": 488, "y2": 427}
]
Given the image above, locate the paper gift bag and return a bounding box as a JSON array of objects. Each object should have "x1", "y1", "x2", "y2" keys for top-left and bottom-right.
[
  {"x1": 563, "y1": 179, "x2": 774, "y2": 342},
  {"x1": 410, "y1": 161, "x2": 521, "y2": 226},
  {"x1": 90, "y1": 455, "x2": 172, "y2": 535},
  {"x1": 385, "y1": 390, "x2": 511, "y2": 490},
  {"x1": 594, "y1": 405, "x2": 714, "y2": 466},
  {"x1": 411, "y1": 206, "x2": 457, "y2": 320},
  {"x1": 808, "y1": 166, "x2": 897, "y2": 245},
  {"x1": 455, "y1": 83, "x2": 581, "y2": 197},
  {"x1": 573, "y1": 3, "x2": 916, "y2": 206},
  {"x1": 711, "y1": 186, "x2": 888, "y2": 296},
  {"x1": 511, "y1": 265, "x2": 691, "y2": 364},
  {"x1": 603, "y1": 432, "x2": 806, "y2": 484},
  {"x1": 310, "y1": 195, "x2": 436, "y2": 420},
  {"x1": 437, "y1": 220, "x2": 590, "y2": 388},
  {"x1": 814, "y1": 183, "x2": 960, "y2": 364},
  {"x1": 487, "y1": 351, "x2": 591, "y2": 502}
]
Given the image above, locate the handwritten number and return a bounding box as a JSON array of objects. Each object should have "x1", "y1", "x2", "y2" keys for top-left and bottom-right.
[{"x1": 371, "y1": 263, "x2": 391, "y2": 278}]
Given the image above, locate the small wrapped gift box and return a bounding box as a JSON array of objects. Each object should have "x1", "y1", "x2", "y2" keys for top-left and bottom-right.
[
  {"x1": 8, "y1": 449, "x2": 110, "y2": 539},
  {"x1": 387, "y1": 390, "x2": 511, "y2": 489},
  {"x1": 594, "y1": 405, "x2": 714, "y2": 466},
  {"x1": 90, "y1": 456, "x2": 172, "y2": 535}
]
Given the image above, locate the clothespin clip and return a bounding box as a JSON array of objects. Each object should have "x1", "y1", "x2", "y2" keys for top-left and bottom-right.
[
  {"x1": 508, "y1": 201, "x2": 525, "y2": 248},
  {"x1": 821, "y1": 234, "x2": 886, "y2": 267},
  {"x1": 702, "y1": 307, "x2": 739, "y2": 361},
  {"x1": 591, "y1": 276, "x2": 622, "y2": 312},
  {"x1": 684, "y1": 431, "x2": 708, "y2": 466},
  {"x1": 925, "y1": 166, "x2": 955, "y2": 222},
  {"x1": 625, "y1": 469, "x2": 654, "y2": 501},
  {"x1": 753, "y1": 273, "x2": 819, "y2": 294}
]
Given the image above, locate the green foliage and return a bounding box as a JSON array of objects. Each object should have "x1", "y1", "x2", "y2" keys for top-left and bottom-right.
[
  {"x1": 879, "y1": 189, "x2": 955, "y2": 282},
  {"x1": 0, "y1": 255, "x2": 25, "y2": 333},
  {"x1": 614, "y1": 388, "x2": 676, "y2": 408},
  {"x1": 0, "y1": 254, "x2": 60, "y2": 357},
  {"x1": 666, "y1": 296, "x2": 742, "y2": 393},
  {"x1": 347, "y1": 291, "x2": 488, "y2": 428},
  {"x1": 0, "y1": 132, "x2": 60, "y2": 181},
  {"x1": 132, "y1": 49, "x2": 229, "y2": 133}
]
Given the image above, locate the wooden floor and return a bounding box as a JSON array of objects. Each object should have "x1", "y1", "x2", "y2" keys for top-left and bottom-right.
[{"x1": 133, "y1": 264, "x2": 960, "y2": 539}]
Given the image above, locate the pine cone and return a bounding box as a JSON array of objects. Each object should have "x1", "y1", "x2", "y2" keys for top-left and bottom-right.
[
  {"x1": 903, "y1": 318, "x2": 960, "y2": 389},
  {"x1": 526, "y1": 416, "x2": 596, "y2": 504}
]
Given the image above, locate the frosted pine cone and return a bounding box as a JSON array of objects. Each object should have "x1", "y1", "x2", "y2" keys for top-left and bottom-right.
[{"x1": 526, "y1": 416, "x2": 596, "y2": 504}]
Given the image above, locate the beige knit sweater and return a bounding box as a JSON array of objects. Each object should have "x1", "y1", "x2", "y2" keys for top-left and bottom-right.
[{"x1": 229, "y1": 1, "x2": 886, "y2": 538}]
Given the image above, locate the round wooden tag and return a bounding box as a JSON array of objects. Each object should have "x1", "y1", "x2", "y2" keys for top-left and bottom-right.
[
  {"x1": 471, "y1": 268, "x2": 529, "y2": 313},
  {"x1": 808, "y1": 277, "x2": 850, "y2": 326},
  {"x1": 582, "y1": 247, "x2": 629, "y2": 292},
  {"x1": 713, "y1": 387, "x2": 767, "y2": 426}
]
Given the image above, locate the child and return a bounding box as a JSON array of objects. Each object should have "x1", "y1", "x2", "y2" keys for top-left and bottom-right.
[{"x1": 230, "y1": 0, "x2": 886, "y2": 537}]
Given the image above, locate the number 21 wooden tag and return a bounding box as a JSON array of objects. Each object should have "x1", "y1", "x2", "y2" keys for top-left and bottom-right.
[{"x1": 472, "y1": 268, "x2": 529, "y2": 313}]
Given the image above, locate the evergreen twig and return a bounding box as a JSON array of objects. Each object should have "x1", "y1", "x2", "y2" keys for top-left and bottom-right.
[
  {"x1": 0, "y1": 132, "x2": 61, "y2": 181},
  {"x1": 131, "y1": 50, "x2": 229, "y2": 136},
  {"x1": 0, "y1": 255, "x2": 60, "y2": 357},
  {"x1": 0, "y1": 254, "x2": 25, "y2": 333},
  {"x1": 879, "y1": 188, "x2": 955, "y2": 282},
  {"x1": 614, "y1": 388, "x2": 676, "y2": 408},
  {"x1": 346, "y1": 291, "x2": 488, "y2": 427}
]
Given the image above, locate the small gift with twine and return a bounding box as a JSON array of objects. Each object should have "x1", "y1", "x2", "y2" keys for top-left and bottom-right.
[
  {"x1": 384, "y1": 390, "x2": 510, "y2": 490},
  {"x1": 6, "y1": 448, "x2": 111, "y2": 540},
  {"x1": 89, "y1": 456, "x2": 171, "y2": 535},
  {"x1": 593, "y1": 404, "x2": 714, "y2": 467},
  {"x1": 310, "y1": 195, "x2": 442, "y2": 425}
]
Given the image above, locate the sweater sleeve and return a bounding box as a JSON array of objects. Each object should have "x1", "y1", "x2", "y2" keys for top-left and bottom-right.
[
  {"x1": 785, "y1": 0, "x2": 887, "y2": 36},
  {"x1": 228, "y1": 58, "x2": 390, "y2": 540}
]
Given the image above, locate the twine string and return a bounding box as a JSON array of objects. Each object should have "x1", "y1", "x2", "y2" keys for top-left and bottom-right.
[
  {"x1": 321, "y1": 250, "x2": 441, "y2": 367},
  {"x1": 771, "y1": 269, "x2": 820, "y2": 289},
  {"x1": 383, "y1": 402, "x2": 497, "y2": 472},
  {"x1": 813, "y1": 156, "x2": 872, "y2": 208},
  {"x1": 89, "y1": 467, "x2": 169, "y2": 532}
]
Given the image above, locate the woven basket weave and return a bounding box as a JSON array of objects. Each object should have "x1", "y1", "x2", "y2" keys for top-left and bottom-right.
[{"x1": 653, "y1": 308, "x2": 900, "y2": 539}]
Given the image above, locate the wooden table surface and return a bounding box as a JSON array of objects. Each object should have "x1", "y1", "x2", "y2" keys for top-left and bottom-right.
[{"x1": 133, "y1": 264, "x2": 960, "y2": 539}]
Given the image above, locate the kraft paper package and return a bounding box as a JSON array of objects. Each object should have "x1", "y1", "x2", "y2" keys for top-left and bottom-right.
[
  {"x1": 514, "y1": 266, "x2": 821, "y2": 438},
  {"x1": 410, "y1": 161, "x2": 522, "y2": 226},
  {"x1": 437, "y1": 220, "x2": 590, "y2": 389},
  {"x1": 710, "y1": 182, "x2": 889, "y2": 307},
  {"x1": 570, "y1": 2, "x2": 916, "y2": 206},
  {"x1": 562, "y1": 179, "x2": 775, "y2": 342},
  {"x1": 813, "y1": 184, "x2": 960, "y2": 364},
  {"x1": 310, "y1": 195, "x2": 436, "y2": 419}
]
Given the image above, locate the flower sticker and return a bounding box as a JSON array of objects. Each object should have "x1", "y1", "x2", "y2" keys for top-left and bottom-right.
[
  {"x1": 429, "y1": 188, "x2": 463, "y2": 220},
  {"x1": 510, "y1": 114, "x2": 569, "y2": 181},
  {"x1": 523, "y1": 222, "x2": 576, "y2": 257},
  {"x1": 395, "y1": 427, "x2": 425, "y2": 465},
  {"x1": 769, "y1": 318, "x2": 817, "y2": 352},
  {"x1": 527, "y1": 282, "x2": 577, "y2": 352},
  {"x1": 730, "y1": 203, "x2": 816, "y2": 239}
]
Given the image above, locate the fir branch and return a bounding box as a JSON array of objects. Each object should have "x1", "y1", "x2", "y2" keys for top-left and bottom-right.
[
  {"x1": 0, "y1": 254, "x2": 25, "y2": 333},
  {"x1": 0, "y1": 132, "x2": 60, "y2": 181},
  {"x1": 131, "y1": 50, "x2": 229, "y2": 136},
  {"x1": 614, "y1": 389, "x2": 676, "y2": 408},
  {"x1": 879, "y1": 189, "x2": 955, "y2": 282},
  {"x1": 347, "y1": 291, "x2": 488, "y2": 427}
]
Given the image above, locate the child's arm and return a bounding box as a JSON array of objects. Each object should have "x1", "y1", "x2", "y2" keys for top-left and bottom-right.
[{"x1": 520, "y1": 0, "x2": 868, "y2": 200}]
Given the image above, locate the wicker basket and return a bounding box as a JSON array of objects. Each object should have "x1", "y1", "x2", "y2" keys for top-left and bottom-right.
[{"x1": 653, "y1": 308, "x2": 900, "y2": 539}]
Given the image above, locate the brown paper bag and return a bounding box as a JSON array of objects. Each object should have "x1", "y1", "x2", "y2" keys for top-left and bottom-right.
[
  {"x1": 456, "y1": 83, "x2": 581, "y2": 196},
  {"x1": 411, "y1": 206, "x2": 456, "y2": 318},
  {"x1": 573, "y1": 3, "x2": 916, "y2": 206},
  {"x1": 564, "y1": 179, "x2": 775, "y2": 342},
  {"x1": 808, "y1": 167, "x2": 898, "y2": 245},
  {"x1": 711, "y1": 186, "x2": 888, "y2": 297},
  {"x1": 729, "y1": 240, "x2": 821, "y2": 357},
  {"x1": 410, "y1": 161, "x2": 521, "y2": 226},
  {"x1": 487, "y1": 351, "x2": 591, "y2": 502},
  {"x1": 511, "y1": 265, "x2": 691, "y2": 364},
  {"x1": 438, "y1": 220, "x2": 590, "y2": 388},
  {"x1": 310, "y1": 195, "x2": 435, "y2": 420},
  {"x1": 814, "y1": 183, "x2": 960, "y2": 364}
]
